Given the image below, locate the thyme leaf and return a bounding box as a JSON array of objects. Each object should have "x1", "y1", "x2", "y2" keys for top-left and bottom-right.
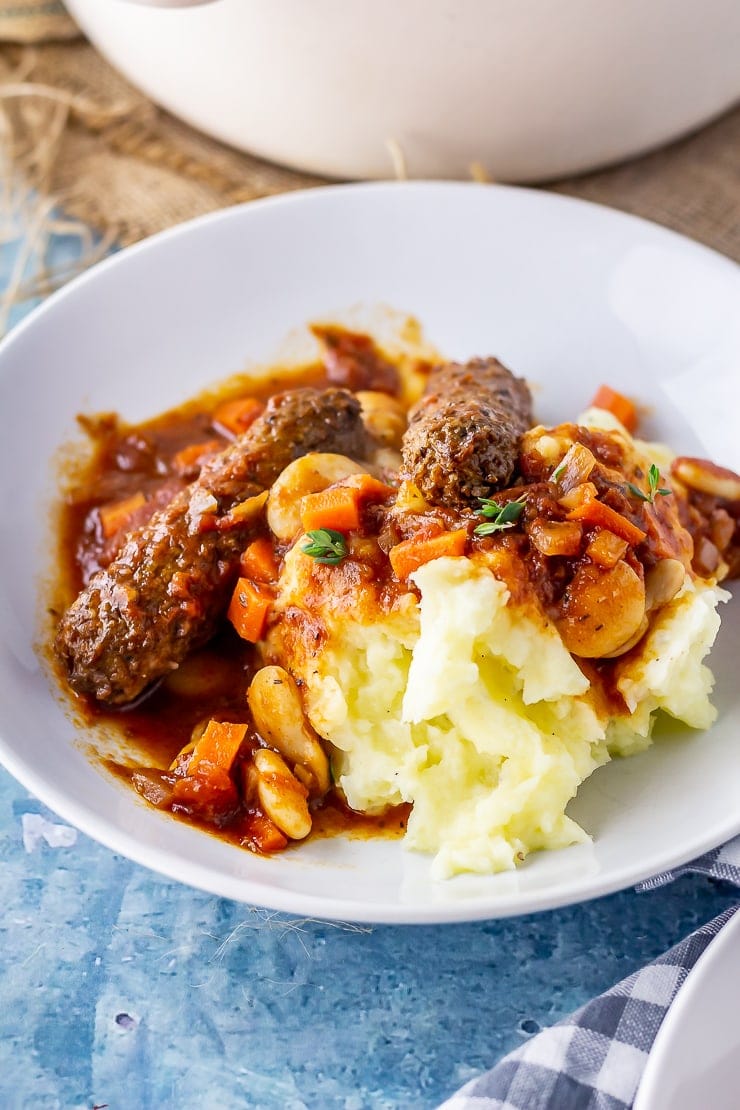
[
  {"x1": 626, "y1": 463, "x2": 671, "y2": 504},
  {"x1": 301, "y1": 528, "x2": 348, "y2": 565},
  {"x1": 474, "y1": 494, "x2": 527, "y2": 536}
]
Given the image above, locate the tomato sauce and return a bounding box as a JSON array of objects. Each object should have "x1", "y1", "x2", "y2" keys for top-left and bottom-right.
[
  {"x1": 53, "y1": 331, "x2": 738, "y2": 858},
  {"x1": 54, "y1": 334, "x2": 413, "y2": 854}
]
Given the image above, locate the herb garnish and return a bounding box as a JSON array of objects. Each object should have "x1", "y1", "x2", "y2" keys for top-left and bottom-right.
[
  {"x1": 301, "y1": 528, "x2": 348, "y2": 565},
  {"x1": 550, "y1": 460, "x2": 567, "y2": 483},
  {"x1": 474, "y1": 494, "x2": 527, "y2": 536},
  {"x1": 625, "y1": 464, "x2": 671, "y2": 504}
]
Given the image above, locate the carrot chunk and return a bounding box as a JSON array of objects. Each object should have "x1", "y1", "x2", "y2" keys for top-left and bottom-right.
[
  {"x1": 343, "y1": 473, "x2": 397, "y2": 500},
  {"x1": 389, "y1": 529, "x2": 468, "y2": 580},
  {"x1": 247, "y1": 812, "x2": 289, "y2": 853},
  {"x1": 227, "y1": 577, "x2": 273, "y2": 642},
  {"x1": 300, "y1": 475, "x2": 395, "y2": 534},
  {"x1": 589, "y1": 385, "x2": 638, "y2": 434},
  {"x1": 300, "y1": 487, "x2": 362, "y2": 533},
  {"x1": 567, "y1": 499, "x2": 646, "y2": 546},
  {"x1": 99, "y1": 491, "x2": 147, "y2": 538},
  {"x1": 171, "y1": 766, "x2": 239, "y2": 820},
  {"x1": 171, "y1": 439, "x2": 221, "y2": 477},
  {"x1": 212, "y1": 396, "x2": 264, "y2": 438},
  {"x1": 187, "y1": 719, "x2": 248, "y2": 776},
  {"x1": 240, "y1": 537, "x2": 278, "y2": 582}
]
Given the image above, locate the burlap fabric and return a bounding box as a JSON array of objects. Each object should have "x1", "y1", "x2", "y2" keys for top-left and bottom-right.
[
  {"x1": 0, "y1": 0, "x2": 77, "y2": 43},
  {"x1": 0, "y1": 2, "x2": 737, "y2": 332}
]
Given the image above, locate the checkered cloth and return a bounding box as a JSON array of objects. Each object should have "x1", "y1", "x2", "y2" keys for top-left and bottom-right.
[{"x1": 438, "y1": 837, "x2": 740, "y2": 1110}]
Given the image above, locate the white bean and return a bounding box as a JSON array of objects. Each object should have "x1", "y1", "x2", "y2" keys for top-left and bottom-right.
[
  {"x1": 557, "y1": 561, "x2": 646, "y2": 658},
  {"x1": 253, "y1": 748, "x2": 311, "y2": 840},
  {"x1": 266, "y1": 453, "x2": 364, "y2": 542},
  {"x1": 248, "y1": 665, "x2": 330, "y2": 796},
  {"x1": 644, "y1": 559, "x2": 686, "y2": 613},
  {"x1": 672, "y1": 457, "x2": 740, "y2": 502}
]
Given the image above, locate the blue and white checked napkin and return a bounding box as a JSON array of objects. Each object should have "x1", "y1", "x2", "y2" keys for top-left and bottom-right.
[{"x1": 438, "y1": 837, "x2": 740, "y2": 1110}]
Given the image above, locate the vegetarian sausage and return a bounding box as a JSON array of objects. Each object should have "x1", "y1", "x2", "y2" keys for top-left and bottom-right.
[
  {"x1": 55, "y1": 388, "x2": 370, "y2": 706},
  {"x1": 400, "y1": 358, "x2": 533, "y2": 508}
]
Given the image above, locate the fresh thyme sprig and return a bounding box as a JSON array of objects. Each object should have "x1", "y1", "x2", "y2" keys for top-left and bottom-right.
[
  {"x1": 474, "y1": 494, "x2": 527, "y2": 536},
  {"x1": 301, "y1": 528, "x2": 348, "y2": 565},
  {"x1": 625, "y1": 463, "x2": 671, "y2": 504}
]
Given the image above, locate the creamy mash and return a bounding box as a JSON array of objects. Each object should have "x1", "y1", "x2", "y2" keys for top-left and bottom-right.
[
  {"x1": 268, "y1": 410, "x2": 729, "y2": 878},
  {"x1": 276, "y1": 551, "x2": 725, "y2": 878}
]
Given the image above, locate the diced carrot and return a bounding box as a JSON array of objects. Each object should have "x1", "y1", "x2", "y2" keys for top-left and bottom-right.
[
  {"x1": 389, "y1": 529, "x2": 468, "y2": 580},
  {"x1": 247, "y1": 812, "x2": 289, "y2": 854},
  {"x1": 171, "y1": 438, "x2": 221, "y2": 477},
  {"x1": 227, "y1": 577, "x2": 273, "y2": 642},
  {"x1": 187, "y1": 718, "x2": 248, "y2": 776},
  {"x1": 171, "y1": 766, "x2": 239, "y2": 819},
  {"x1": 99, "y1": 491, "x2": 147, "y2": 538},
  {"x1": 585, "y1": 529, "x2": 628, "y2": 568},
  {"x1": 212, "y1": 396, "x2": 264, "y2": 438},
  {"x1": 343, "y1": 473, "x2": 397, "y2": 500},
  {"x1": 300, "y1": 486, "x2": 362, "y2": 533},
  {"x1": 567, "y1": 499, "x2": 646, "y2": 546},
  {"x1": 240, "y1": 537, "x2": 278, "y2": 582},
  {"x1": 589, "y1": 385, "x2": 638, "y2": 434},
  {"x1": 300, "y1": 474, "x2": 395, "y2": 534}
]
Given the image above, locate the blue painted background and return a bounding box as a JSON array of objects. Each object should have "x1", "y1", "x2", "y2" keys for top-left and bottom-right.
[{"x1": 2, "y1": 773, "x2": 736, "y2": 1108}]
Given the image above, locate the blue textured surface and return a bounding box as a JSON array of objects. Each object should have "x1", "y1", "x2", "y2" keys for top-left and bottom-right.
[
  {"x1": 2, "y1": 230, "x2": 737, "y2": 1110},
  {"x1": 2, "y1": 773, "x2": 737, "y2": 1109}
]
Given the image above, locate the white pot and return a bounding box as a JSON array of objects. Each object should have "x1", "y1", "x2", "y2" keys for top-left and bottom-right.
[{"x1": 65, "y1": 0, "x2": 740, "y2": 182}]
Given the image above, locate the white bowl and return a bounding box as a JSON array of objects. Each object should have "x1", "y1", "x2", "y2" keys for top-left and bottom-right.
[
  {"x1": 1, "y1": 182, "x2": 739, "y2": 923},
  {"x1": 65, "y1": 0, "x2": 740, "y2": 182}
]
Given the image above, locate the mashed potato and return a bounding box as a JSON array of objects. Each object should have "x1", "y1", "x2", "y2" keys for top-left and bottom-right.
[
  {"x1": 264, "y1": 402, "x2": 731, "y2": 878},
  {"x1": 270, "y1": 545, "x2": 727, "y2": 879}
]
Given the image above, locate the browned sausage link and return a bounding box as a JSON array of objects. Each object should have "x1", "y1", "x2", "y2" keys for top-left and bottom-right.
[
  {"x1": 400, "y1": 358, "x2": 533, "y2": 508},
  {"x1": 55, "y1": 388, "x2": 370, "y2": 706}
]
